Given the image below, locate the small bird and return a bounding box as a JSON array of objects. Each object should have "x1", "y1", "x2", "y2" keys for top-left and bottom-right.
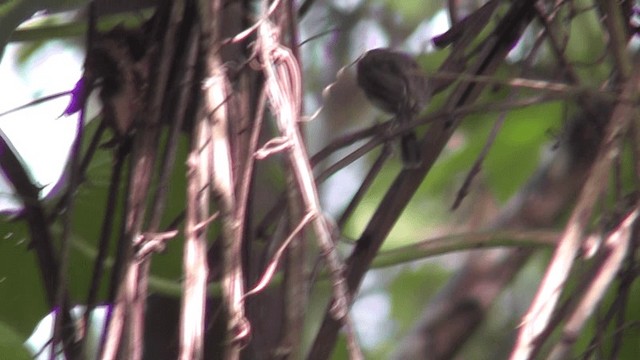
[{"x1": 356, "y1": 48, "x2": 429, "y2": 168}]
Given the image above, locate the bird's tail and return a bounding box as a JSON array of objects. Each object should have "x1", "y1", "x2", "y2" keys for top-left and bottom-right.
[{"x1": 400, "y1": 131, "x2": 421, "y2": 169}]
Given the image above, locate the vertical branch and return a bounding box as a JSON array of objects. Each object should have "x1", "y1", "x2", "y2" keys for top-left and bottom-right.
[
  {"x1": 102, "y1": 1, "x2": 183, "y2": 358},
  {"x1": 275, "y1": 6, "x2": 308, "y2": 348},
  {"x1": 257, "y1": 14, "x2": 350, "y2": 322},
  {"x1": 209, "y1": 70, "x2": 247, "y2": 360},
  {"x1": 181, "y1": 101, "x2": 212, "y2": 360},
  {"x1": 199, "y1": 0, "x2": 247, "y2": 358},
  {"x1": 255, "y1": 5, "x2": 360, "y2": 357}
]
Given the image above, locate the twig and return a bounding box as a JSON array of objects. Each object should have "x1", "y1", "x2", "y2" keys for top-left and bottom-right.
[
  {"x1": 200, "y1": 2, "x2": 248, "y2": 358},
  {"x1": 84, "y1": 141, "x2": 126, "y2": 355},
  {"x1": 0, "y1": 90, "x2": 71, "y2": 118},
  {"x1": 244, "y1": 212, "x2": 315, "y2": 298},
  {"x1": 451, "y1": 110, "x2": 505, "y2": 210}
]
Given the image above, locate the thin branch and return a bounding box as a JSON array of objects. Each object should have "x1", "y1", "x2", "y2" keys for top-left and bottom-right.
[
  {"x1": 451, "y1": 110, "x2": 505, "y2": 210},
  {"x1": 373, "y1": 229, "x2": 559, "y2": 268},
  {"x1": 83, "y1": 142, "x2": 126, "y2": 352},
  {"x1": 0, "y1": 90, "x2": 71, "y2": 118},
  {"x1": 181, "y1": 108, "x2": 211, "y2": 360},
  {"x1": 199, "y1": 2, "x2": 247, "y2": 358}
]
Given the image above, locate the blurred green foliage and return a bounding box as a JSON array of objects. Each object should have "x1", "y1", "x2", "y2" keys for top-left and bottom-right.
[{"x1": 0, "y1": 1, "x2": 638, "y2": 359}]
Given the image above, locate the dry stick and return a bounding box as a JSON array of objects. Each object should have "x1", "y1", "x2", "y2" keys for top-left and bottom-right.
[
  {"x1": 157, "y1": 20, "x2": 200, "y2": 360},
  {"x1": 182, "y1": 107, "x2": 212, "y2": 360},
  {"x1": 548, "y1": 209, "x2": 637, "y2": 360},
  {"x1": 436, "y1": 0, "x2": 499, "y2": 49},
  {"x1": 245, "y1": 212, "x2": 315, "y2": 298},
  {"x1": 208, "y1": 70, "x2": 248, "y2": 359},
  {"x1": 223, "y1": 0, "x2": 282, "y2": 45},
  {"x1": 514, "y1": 204, "x2": 632, "y2": 358},
  {"x1": 273, "y1": 127, "x2": 309, "y2": 357},
  {"x1": 598, "y1": 0, "x2": 633, "y2": 77},
  {"x1": 200, "y1": 3, "x2": 248, "y2": 359},
  {"x1": 451, "y1": 95, "x2": 510, "y2": 210},
  {"x1": 282, "y1": 194, "x2": 307, "y2": 359},
  {"x1": 178, "y1": 5, "x2": 220, "y2": 360},
  {"x1": 257, "y1": 16, "x2": 361, "y2": 357},
  {"x1": 583, "y1": 322, "x2": 639, "y2": 359},
  {"x1": 392, "y1": 110, "x2": 604, "y2": 360},
  {"x1": 509, "y1": 67, "x2": 640, "y2": 360}
]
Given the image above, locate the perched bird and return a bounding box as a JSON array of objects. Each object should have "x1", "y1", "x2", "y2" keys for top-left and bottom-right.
[{"x1": 356, "y1": 48, "x2": 429, "y2": 168}]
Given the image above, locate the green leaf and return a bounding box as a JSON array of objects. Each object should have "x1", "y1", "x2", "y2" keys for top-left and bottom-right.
[
  {"x1": 388, "y1": 263, "x2": 449, "y2": 335},
  {"x1": 379, "y1": 0, "x2": 442, "y2": 26},
  {"x1": 0, "y1": 220, "x2": 48, "y2": 337},
  {"x1": 0, "y1": 0, "x2": 89, "y2": 61},
  {"x1": 0, "y1": 321, "x2": 32, "y2": 360},
  {"x1": 484, "y1": 101, "x2": 563, "y2": 201},
  {"x1": 0, "y1": 0, "x2": 35, "y2": 61}
]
